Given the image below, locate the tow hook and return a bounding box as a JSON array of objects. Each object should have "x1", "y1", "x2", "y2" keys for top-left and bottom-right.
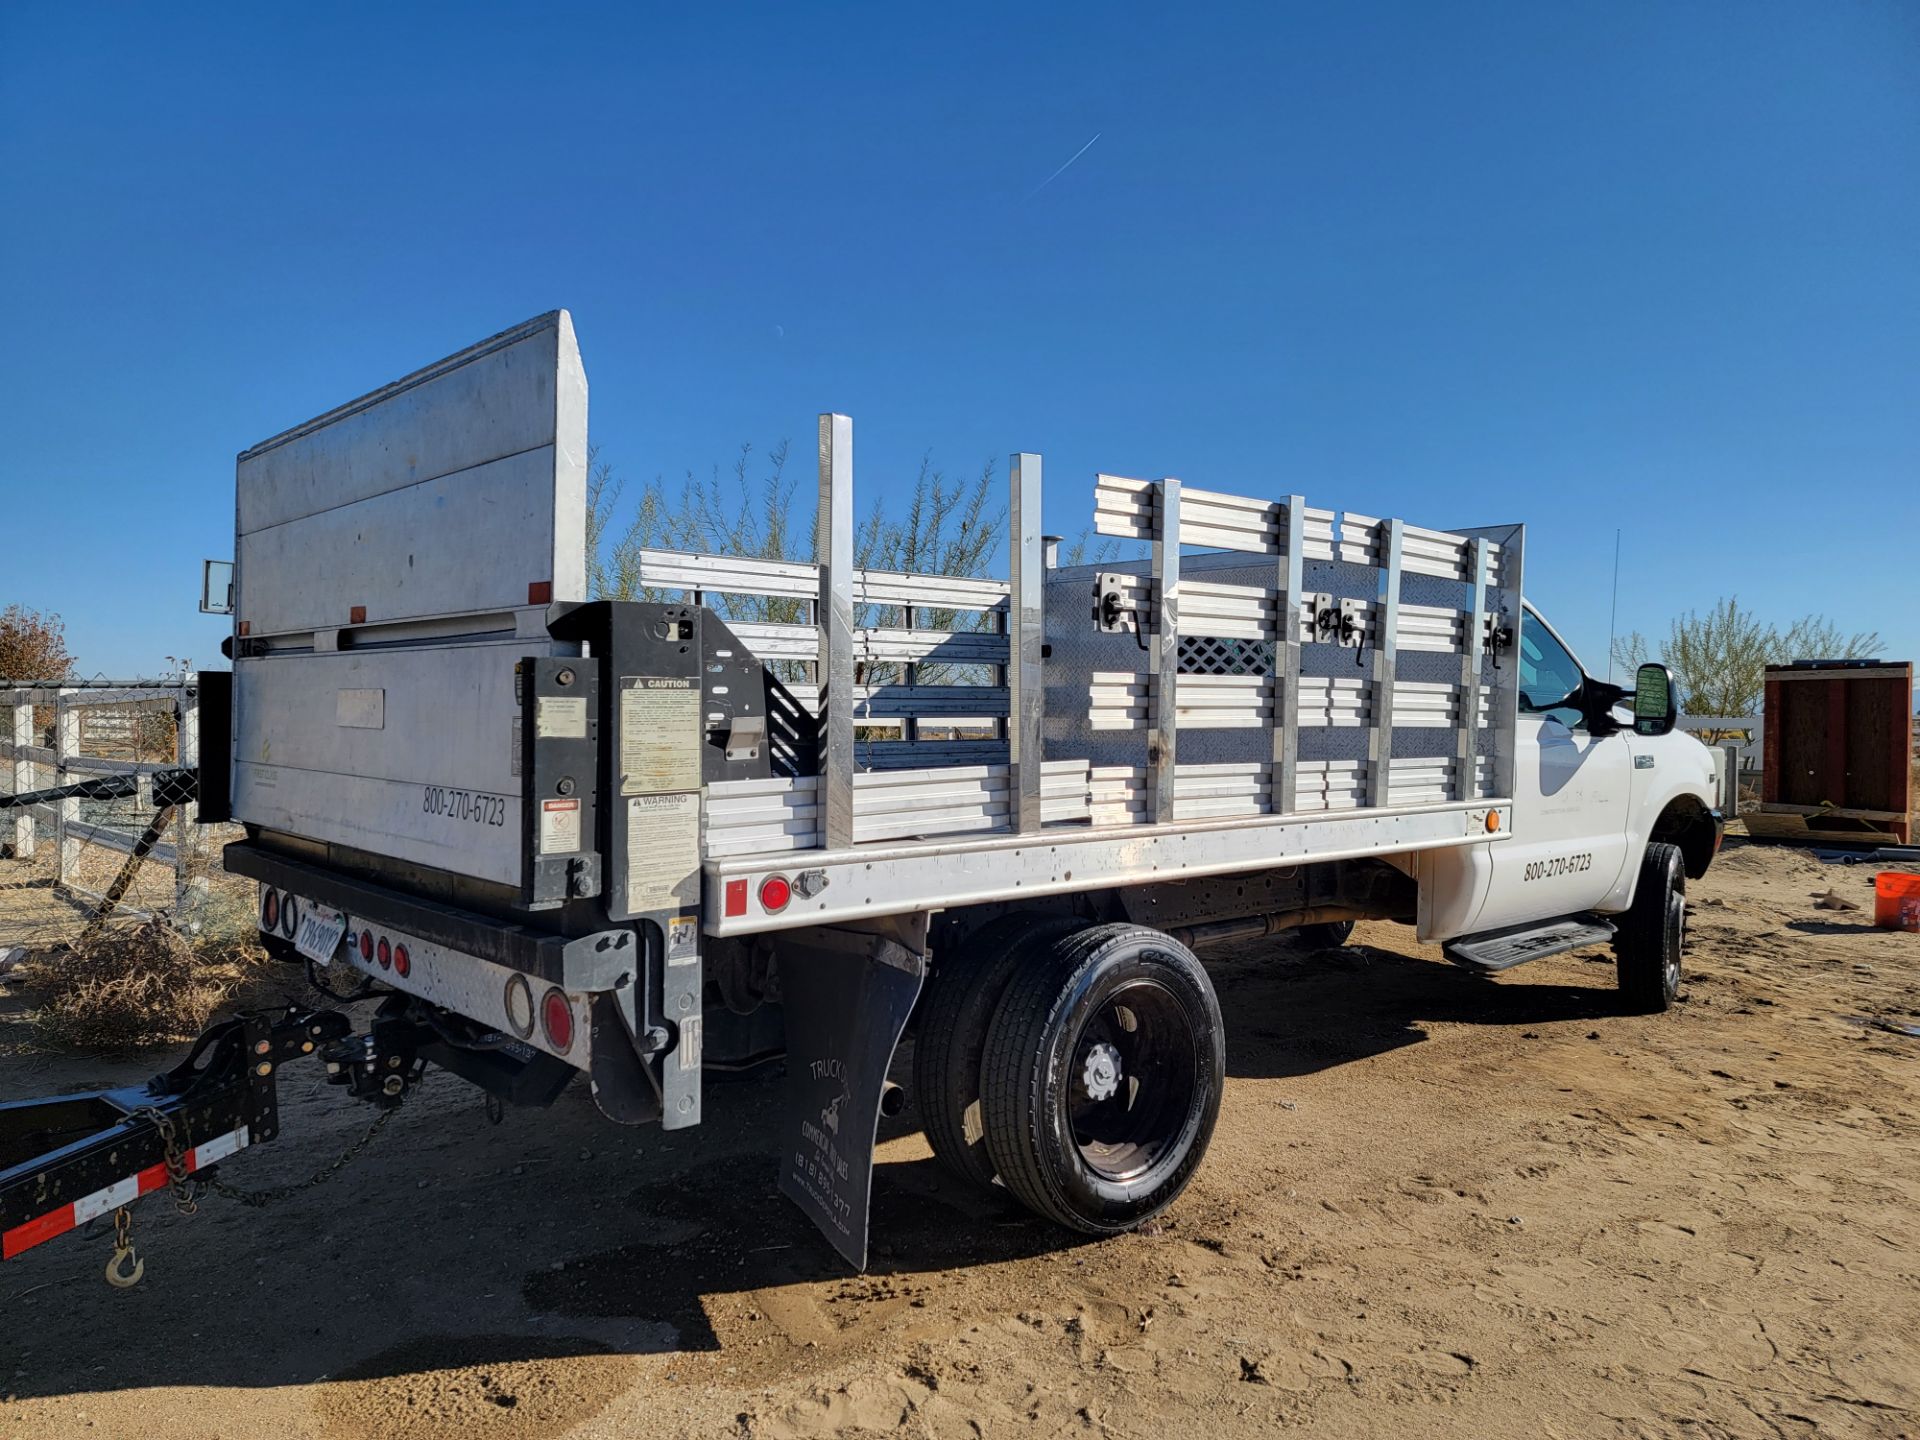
[{"x1": 323, "y1": 1031, "x2": 425, "y2": 1108}]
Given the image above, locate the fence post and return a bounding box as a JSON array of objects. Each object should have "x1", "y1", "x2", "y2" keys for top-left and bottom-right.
[
  {"x1": 54, "y1": 689, "x2": 80, "y2": 889},
  {"x1": 175, "y1": 678, "x2": 200, "y2": 912},
  {"x1": 7, "y1": 692, "x2": 33, "y2": 859}
]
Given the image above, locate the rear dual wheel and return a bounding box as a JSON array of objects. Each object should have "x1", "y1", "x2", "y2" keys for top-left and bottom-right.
[
  {"x1": 976, "y1": 924, "x2": 1225, "y2": 1234},
  {"x1": 914, "y1": 914, "x2": 1082, "y2": 1191}
]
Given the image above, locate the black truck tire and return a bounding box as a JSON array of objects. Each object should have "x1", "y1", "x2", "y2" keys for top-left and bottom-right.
[
  {"x1": 980, "y1": 923, "x2": 1224, "y2": 1234},
  {"x1": 1615, "y1": 841, "x2": 1686, "y2": 1013},
  {"x1": 914, "y1": 913, "x2": 1082, "y2": 1191}
]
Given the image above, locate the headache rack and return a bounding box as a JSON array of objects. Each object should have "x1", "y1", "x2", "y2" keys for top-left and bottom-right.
[{"x1": 650, "y1": 422, "x2": 1525, "y2": 936}]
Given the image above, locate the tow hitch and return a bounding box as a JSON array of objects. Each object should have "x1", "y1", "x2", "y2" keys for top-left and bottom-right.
[{"x1": 0, "y1": 1006, "x2": 348, "y2": 1267}]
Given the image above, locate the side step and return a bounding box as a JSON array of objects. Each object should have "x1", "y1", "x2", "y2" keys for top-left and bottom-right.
[{"x1": 1444, "y1": 917, "x2": 1616, "y2": 972}]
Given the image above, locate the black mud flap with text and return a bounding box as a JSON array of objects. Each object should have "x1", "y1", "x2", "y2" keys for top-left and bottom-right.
[{"x1": 776, "y1": 922, "x2": 926, "y2": 1271}]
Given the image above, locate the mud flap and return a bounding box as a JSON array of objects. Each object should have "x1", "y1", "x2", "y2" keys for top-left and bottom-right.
[{"x1": 776, "y1": 921, "x2": 926, "y2": 1271}]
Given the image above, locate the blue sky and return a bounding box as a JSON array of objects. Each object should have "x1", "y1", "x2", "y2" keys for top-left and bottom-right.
[{"x1": 2, "y1": 2, "x2": 1914, "y2": 682}]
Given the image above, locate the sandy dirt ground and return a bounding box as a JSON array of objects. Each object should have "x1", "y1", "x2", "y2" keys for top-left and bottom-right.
[{"x1": 1, "y1": 835, "x2": 1917, "y2": 1440}]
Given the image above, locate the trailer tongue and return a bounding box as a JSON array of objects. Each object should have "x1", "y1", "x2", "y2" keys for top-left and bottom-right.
[{"x1": 2, "y1": 310, "x2": 1540, "y2": 1274}]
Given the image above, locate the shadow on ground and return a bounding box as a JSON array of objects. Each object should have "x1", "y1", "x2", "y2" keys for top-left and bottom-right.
[{"x1": 0, "y1": 927, "x2": 1631, "y2": 1397}]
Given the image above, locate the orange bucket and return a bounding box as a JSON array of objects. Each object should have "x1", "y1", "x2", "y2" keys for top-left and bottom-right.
[{"x1": 1875, "y1": 872, "x2": 1920, "y2": 932}]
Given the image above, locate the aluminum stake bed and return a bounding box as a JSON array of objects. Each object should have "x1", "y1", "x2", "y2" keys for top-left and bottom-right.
[{"x1": 0, "y1": 311, "x2": 1721, "y2": 1274}]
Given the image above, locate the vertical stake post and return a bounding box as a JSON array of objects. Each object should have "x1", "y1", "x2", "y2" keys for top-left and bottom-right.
[
  {"x1": 1009, "y1": 453, "x2": 1046, "y2": 833},
  {"x1": 816, "y1": 414, "x2": 856, "y2": 851},
  {"x1": 1491, "y1": 527, "x2": 1524, "y2": 803},
  {"x1": 1365, "y1": 519, "x2": 1403, "y2": 810},
  {"x1": 1271, "y1": 495, "x2": 1305, "y2": 816},
  {"x1": 1458, "y1": 538, "x2": 1488, "y2": 801},
  {"x1": 1149, "y1": 478, "x2": 1181, "y2": 825}
]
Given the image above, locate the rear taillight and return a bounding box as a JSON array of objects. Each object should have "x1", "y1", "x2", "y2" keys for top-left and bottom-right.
[
  {"x1": 376, "y1": 936, "x2": 392, "y2": 969},
  {"x1": 541, "y1": 987, "x2": 574, "y2": 1053},
  {"x1": 392, "y1": 944, "x2": 411, "y2": 978},
  {"x1": 260, "y1": 888, "x2": 279, "y2": 933},
  {"x1": 503, "y1": 975, "x2": 534, "y2": 1038},
  {"x1": 759, "y1": 875, "x2": 792, "y2": 912},
  {"x1": 280, "y1": 896, "x2": 299, "y2": 940},
  {"x1": 359, "y1": 930, "x2": 374, "y2": 962}
]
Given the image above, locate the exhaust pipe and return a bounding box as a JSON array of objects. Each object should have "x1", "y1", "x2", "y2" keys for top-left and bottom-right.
[{"x1": 1170, "y1": 905, "x2": 1374, "y2": 950}]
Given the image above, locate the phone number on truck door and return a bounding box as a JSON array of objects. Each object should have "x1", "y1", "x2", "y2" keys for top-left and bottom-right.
[
  {"x1": 421, "y1": 786, "x2": 508, "y2": 827},
  {"x1": 1523, "y1": 853, "x2": 1592, "y2": 882}
]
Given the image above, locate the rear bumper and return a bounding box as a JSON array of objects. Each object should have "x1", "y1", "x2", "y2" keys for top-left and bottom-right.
[{"x1": 224, "y1": 841, "x2": 636, "y2": 989}]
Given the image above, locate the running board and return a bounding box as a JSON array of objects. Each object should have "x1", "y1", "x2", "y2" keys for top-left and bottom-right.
[{"x1": 1444, "y1": 917, "x2": 1616, "y2": 972}]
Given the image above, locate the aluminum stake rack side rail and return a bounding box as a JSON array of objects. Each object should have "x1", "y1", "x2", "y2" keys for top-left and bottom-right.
[{"x1": 4, "y1": 310, "x2": 1717, "y2": 1276}]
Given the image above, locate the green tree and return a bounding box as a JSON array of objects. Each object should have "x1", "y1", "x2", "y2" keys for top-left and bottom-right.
[
  {"x1": 1612, "y1": 598, "x2": 1883, "y2": 717},
  {"x1": 0, "y1": 604, "x2": 75, "y2": 681},
  {"x1": 587, "y1": 442, "x2": 1007, "y2": 686}
]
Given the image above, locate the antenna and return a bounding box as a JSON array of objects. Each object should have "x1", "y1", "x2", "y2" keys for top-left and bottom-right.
[{"x1": 1607, "y1": 527, "x2": 1621, "y2": 682}]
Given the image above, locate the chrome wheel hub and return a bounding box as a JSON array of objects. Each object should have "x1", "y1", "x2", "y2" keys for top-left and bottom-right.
[{"x1": 1081, "y1": 1042, "x2": 1122, "y2": 1102}]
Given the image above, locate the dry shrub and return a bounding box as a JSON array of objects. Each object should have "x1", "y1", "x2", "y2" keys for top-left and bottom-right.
[
  {"x1": 32, "y1": 922, "x2": 242, "y2": 1050},
  {"x1": 180, "y1": 875, "x2": 269, "y2": 969}
]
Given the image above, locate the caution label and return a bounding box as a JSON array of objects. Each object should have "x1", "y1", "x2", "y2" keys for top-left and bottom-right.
[{"x1": 619, "y1": 677, "x2": 700, "y2": 794}]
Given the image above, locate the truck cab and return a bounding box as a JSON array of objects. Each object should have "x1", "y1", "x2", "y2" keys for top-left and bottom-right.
[{"x1": 1420, "y1": 598, "x2": 1721, "y2": 988}]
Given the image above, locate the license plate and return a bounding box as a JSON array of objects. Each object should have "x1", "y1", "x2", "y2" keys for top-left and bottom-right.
[{"x1": 293, "y1": 905, "x2": 347, "y2": 965}]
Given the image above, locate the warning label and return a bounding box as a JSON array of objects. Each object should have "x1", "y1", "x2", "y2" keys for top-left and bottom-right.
[
  {"x1": 626, "y1": 791, "x2": 700, "y2": 912},
  {"x1": 539, "y1": 797, "x2": 582, "y2": 854}
]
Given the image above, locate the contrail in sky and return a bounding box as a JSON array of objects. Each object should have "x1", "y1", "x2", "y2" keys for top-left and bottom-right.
[{"x1": 1027, "y1": 132, "x2": 1101, "y2": 199}]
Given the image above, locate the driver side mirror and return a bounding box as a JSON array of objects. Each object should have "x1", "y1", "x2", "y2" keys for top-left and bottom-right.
[
  {"x1": 1633, "y1": 663, "x2": 1676, "y2": 737},
  {"x1": 200, "y1": 559, "x2": 234, "y2": 616}
]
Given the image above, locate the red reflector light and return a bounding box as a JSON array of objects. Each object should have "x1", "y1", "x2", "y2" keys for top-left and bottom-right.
[
  {"x1": 759, "y1": 875, "x2": 791, "y2": 912},
  {"x1": 724, "y1": 878, "x2": 748, "y2": 917},
  {"x1": 376, "y1": 936, "x2": 392, "y2": 969},
  {"x1": 260, "y1": 888, "x2": 279, "y2": 933},
  {"x1": 359, "y1": 930, "x2": 374, "y2": 962},
  {"x1": 541, "y1": 987, "x2": 574, "y2": 1053},
  {"x1": 392, "y1": 944, "x2": 410, "y2": 978}
]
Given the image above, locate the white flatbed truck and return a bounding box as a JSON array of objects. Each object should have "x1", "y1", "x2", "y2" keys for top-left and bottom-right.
[{"x1": 0, "y1": 312, "x2": 1723, "y2": 1272}]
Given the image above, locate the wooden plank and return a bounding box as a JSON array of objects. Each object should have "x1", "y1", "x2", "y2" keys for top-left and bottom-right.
[
  {"x1": 1762, "y1": 674, "x2": 1782, "y2": 806},
  {"x1": 1759, "y1": 802, "x2": 1908, "y2": 822}
]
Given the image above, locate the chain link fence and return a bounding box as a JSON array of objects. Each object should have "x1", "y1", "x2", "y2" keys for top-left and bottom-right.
[{"x1": 2, "y1": 677, "x2": 250, "y2": 953}]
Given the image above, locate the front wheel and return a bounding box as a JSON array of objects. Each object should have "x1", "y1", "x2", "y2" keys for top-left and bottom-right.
[
  {"x1": 980, "y1": 924, "x2": 1224, "y2": 1234},
  {"x1": 1615, "y1": 842, "x2": 1685, "y2": 1013}
]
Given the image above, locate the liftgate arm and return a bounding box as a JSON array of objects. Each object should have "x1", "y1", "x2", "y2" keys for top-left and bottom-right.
[{"x1": 0, "y1": 1007, "x2": 348, "y2": 1261}]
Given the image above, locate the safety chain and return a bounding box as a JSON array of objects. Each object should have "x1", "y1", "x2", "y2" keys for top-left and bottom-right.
[
  {"x1": 202, "y1": 1105, "x2": 400, "y2": 1209},
  {"x1": 134, "y1": 1106, "x2": 200, "y2": 1216},
  {"x1": 100, "y1": 1077, "x2": 410, "y2": 1286}
]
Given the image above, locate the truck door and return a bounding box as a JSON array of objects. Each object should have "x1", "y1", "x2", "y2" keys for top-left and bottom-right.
[{"x1": 1474, "y1": 605, "x2": 1633, "y2": 931}]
